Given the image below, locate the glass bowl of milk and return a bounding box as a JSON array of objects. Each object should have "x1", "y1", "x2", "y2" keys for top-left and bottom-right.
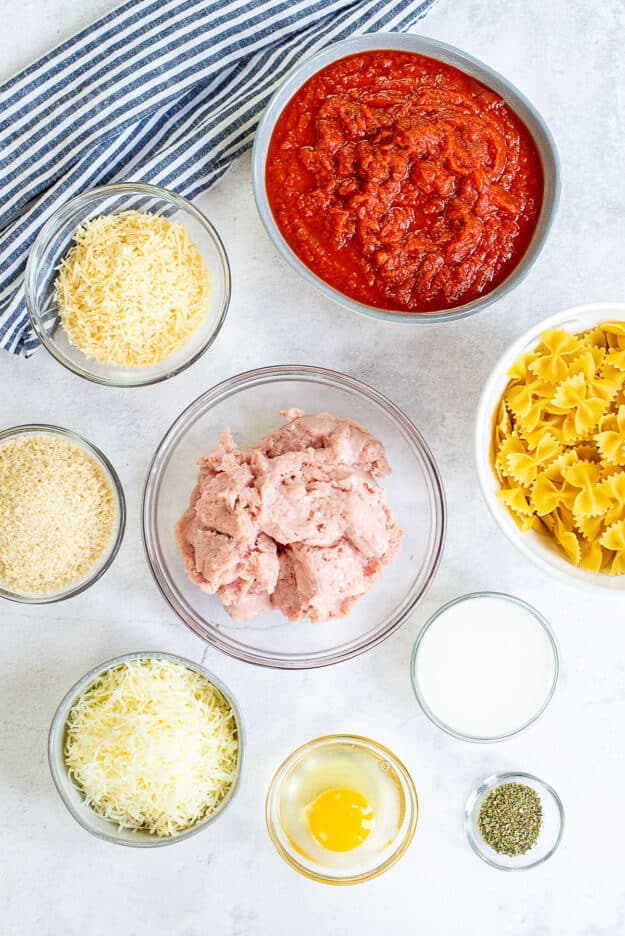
[{"x1": 410, "y1": 592, "x2": 559, "y2": 742}]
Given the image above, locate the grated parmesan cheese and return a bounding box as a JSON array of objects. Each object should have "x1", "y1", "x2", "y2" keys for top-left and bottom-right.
[
  {"x1": 54, "y1": 210, "x2": 211, "y2": 368},
  {"x1": 64, "y1": 658, "x2": 239, "y2": 837},
  {"x1": 0, "y1": 434, "x2": 115, "y2": 595}
]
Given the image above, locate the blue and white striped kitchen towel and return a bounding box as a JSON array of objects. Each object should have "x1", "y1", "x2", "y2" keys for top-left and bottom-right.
[{"x1": 0, "y1": 0, "x2": 438, "y2": 357}]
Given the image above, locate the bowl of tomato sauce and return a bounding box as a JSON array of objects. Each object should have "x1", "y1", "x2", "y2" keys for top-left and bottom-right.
[{"x1": 252, "y1": 34, "x2": 560, "y2": 324}]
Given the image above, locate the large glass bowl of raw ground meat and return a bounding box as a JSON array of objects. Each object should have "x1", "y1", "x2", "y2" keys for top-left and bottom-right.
[
  {"x1": 253, "y1": 34, "x2": 560, "y2": 324},
  {"x1": 143, "y1": 366, "x2": 446, "y2": 668}
]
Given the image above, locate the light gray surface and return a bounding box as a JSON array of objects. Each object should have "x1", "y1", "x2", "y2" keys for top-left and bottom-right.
[{"x1": 1, "y1": 1, "x2": 623, "y2": 933}]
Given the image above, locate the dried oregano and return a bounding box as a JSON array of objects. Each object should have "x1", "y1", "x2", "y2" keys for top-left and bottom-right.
[{"x1": 478, "y1": 782, "x2": 542, "y2": 856}]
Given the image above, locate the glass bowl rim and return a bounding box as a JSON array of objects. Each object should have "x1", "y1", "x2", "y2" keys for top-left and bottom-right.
[
  {"x1": 0, "y1": 423, "x2": 126, "y2": 604},
  {"x1": 265, "y1": 732, "x2": 418, "y2": 885},
  {"x1": 47, "y1": 650, "x2": 244, "y2": 848},
  {"x1": 410, "y1": 591, "x2": 560, "y2": 743},
  {"x1": 24, "y1": 181, "x2": 231, "y2": 388},
  {"x1": 251, "y1": 32, "x2": 561, "y2": 325},
  {"x1": 464, "y1": 770, "x2": 565, "y2": 870},
  {"x1": 141, "y1": 363, "x2": 447, "y2": 669}
]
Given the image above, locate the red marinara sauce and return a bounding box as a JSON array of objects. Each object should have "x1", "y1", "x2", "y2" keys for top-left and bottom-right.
[{"x1": 265, "y1": 51, "x2": 544, "y2": 313}]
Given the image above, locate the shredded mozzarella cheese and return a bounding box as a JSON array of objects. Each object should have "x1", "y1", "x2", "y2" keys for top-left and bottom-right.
[
  {"x1": 55, "y1": 210, "x2": 211, "y2": 368},
  {"x1": 64, "y1": 658, "x2": 239, "y2": 837}
]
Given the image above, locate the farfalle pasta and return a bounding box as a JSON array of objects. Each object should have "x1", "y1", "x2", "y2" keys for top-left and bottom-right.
[{"x1": 491, "y1": 322, "x2": 625, "y2": 574}]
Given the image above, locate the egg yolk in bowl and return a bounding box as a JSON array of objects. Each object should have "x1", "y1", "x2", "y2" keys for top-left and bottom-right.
[{"x1": 307, "y1": 788, "x2": 373, "y2": 852}]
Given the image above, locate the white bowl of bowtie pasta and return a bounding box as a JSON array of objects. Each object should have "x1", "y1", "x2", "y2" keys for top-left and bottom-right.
[{"x1": 476, "y1": 302, "x2": 625, "y2": 589}]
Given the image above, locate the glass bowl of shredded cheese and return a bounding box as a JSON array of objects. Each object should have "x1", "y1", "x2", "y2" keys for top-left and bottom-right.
[
  {"x1": 26, "y1": 183, "x2": 230, "y2": 387},
  {"x1": 0, "y1": 424, "x2": 125, "y2": 603},
  {"x1": 48, "y1": 652, "x2": 243, "y2": 846}
]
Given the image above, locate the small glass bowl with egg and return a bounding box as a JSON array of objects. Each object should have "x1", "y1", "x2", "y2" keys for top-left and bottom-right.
[{"x1": 265, "y1": 734, "x2": 418, "y2": 884}]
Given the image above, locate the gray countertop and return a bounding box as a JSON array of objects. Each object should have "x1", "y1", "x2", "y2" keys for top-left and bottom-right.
[{"x1": 1, "y1": 1, "x2": 623, "y2": 933}]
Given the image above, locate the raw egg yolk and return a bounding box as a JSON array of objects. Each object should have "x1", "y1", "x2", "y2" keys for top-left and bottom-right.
[{"x1": 307, "y1": 788, "x2": 373, "y2": 852}]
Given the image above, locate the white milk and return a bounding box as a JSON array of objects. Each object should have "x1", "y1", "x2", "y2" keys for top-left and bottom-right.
[{"x1": 415, "y1": 595, "x2": 556, "y2": 739}]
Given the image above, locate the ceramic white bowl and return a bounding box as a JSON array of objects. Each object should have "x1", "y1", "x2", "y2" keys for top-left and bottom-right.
[{"x1": 475, "y1": 301, "x2": 625, "y2": 591}]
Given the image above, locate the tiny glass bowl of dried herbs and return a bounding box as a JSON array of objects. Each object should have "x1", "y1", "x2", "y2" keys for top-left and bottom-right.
[{"x1": 464, "y1": 772, "x2": 564, "y2": 870}]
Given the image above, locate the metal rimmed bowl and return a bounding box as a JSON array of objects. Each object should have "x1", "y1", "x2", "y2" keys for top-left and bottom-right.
[
  {"x1": 142, "y1": 365, "x2": 446, "y2": 669},
  {"x1": 0, "y1": 424, "x2": 125, "y2": 604},
  {"x1": 410, "y1": 592, "x2": 559, "y2": 742},
  {"x1": 476, "y1": 302, "x2": 625, "y2": 591},
  {"x1": 265, "y1": 734, "x2": 418, "y2": 885},
  {"x1": 252, "y1": 33, "x2": 560, "y2": 325},
  {"x1": 465, "y1": 771, "x2": 564, "y2": 870},
  {"x1": 48, "y1": 651, "x2": 243, "y2": 847},
  {"x1": 25, "y1": 182, "x2": 230, "y2": 387}
]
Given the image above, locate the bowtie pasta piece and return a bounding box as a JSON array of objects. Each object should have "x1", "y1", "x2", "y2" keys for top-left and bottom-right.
[{"x1": 595, "y1": 405, "x2": 625, "y2": 466}]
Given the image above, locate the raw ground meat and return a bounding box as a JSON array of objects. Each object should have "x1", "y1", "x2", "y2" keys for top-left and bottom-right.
[{"x1": 176, "y1": 410, "x2": 403, "y2": 623}]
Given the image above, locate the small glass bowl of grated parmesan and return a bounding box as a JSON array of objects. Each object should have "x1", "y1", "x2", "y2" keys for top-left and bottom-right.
[
  {"x1": 48, "y1": 652, "x2": 243, "y2": 846},
  {"x1": 26, "y1": 183, "x2": 230, "y2": 387}
]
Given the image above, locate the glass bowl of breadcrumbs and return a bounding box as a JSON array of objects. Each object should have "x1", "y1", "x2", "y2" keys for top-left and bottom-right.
[{"x1": 0, "y1": 425, "x2": 125, "y2": 603}]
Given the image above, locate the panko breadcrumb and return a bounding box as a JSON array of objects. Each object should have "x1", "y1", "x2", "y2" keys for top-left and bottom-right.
[{"x1": 0, "y1": 434, "x2": 116, "y2": 594}]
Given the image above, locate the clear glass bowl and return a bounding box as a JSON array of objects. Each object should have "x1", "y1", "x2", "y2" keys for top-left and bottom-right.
[
  {"x1": 142, "y1": 365, "x2": 446, "y2": 669},
  {"x1": 25, "y1": 182, "x2": 230, "y2": 387},
  {"x1": 476, "y1": 301, "x2": 625, "y2": 591},
  {"x1": 48, "y1": 651, "x2": 244, "y2": 847},
  {"x1": 252, "y1": 33, "x2": 560, "y2": 325},
  {"x1": 0, "y1": 424, "x2": 125, "y2": 604},
  {"x1": 410, "y1": 592, "x2": 559, "y2": 742},
  {"x1": 265, "y1": 734, "x2": 418, "y2": 884},
  {"x1": 465, "y1": 771, "x2": 564, "y2": 870}
]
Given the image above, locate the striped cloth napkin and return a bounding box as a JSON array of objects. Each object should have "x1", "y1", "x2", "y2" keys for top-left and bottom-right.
[{"x1": 0, "y1": 0, "x2": 438, "y2": 357}]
